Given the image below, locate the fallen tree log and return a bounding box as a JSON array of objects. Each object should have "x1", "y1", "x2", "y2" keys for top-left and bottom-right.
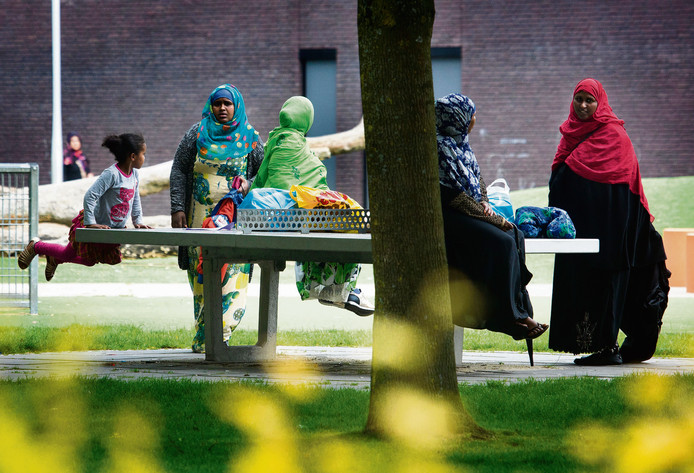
[
  {"x1": 39, "y1": 161, "x2": 173, "y2": 225},
  {"x1": 39, "y1": 118, "x2": 366, "y2": 224}
]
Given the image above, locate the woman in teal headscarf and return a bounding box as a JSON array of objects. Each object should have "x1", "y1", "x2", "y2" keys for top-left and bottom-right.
[
  {"x1": 170, "y1": 84, "x2": 264, "y2": 352},
  {"x1": 250, "y1": 96, "x2": 374, "y2": 316}
]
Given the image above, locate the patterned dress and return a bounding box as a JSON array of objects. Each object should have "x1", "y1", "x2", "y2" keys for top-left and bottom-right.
[{"x1": 187, "y1": 154, "x2": 252, "y2": 352}]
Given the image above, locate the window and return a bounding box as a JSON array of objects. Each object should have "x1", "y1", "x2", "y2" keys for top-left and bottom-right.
[
  {"x1": 431, "y1": 47, "x2": 462, "y2": 98},
  {"x1": 301, "y1": 49, "x2": 337, "y2": 189}
]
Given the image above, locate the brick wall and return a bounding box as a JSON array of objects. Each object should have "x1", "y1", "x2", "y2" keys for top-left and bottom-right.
[
  {"x1": 1, "y1": 0, "x2": 691, "y2": 215},
  {"x1": 450, "y1": 0, "x2": 694, "y2": 191}
]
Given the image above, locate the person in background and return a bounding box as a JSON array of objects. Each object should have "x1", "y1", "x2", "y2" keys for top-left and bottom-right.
[
  {"x1": 63, "y1": 132, "x2": 93, "y2": 181},
  {"x1": 18, "y1": 133, "x2": 150, "y2": 280},
  {"x1": 436, "y1": 93, "x2": 548, "y2": 341},
  {"x1": 548, "y1": 78, "x2": 670, "y2": 365},
  {"x1": 169, "y1": 84, "x2": 264, "y2": 353}
]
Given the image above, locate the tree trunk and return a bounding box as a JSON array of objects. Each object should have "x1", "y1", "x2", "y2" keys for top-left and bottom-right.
[{"x1": 358, "y1": 0, "x2": 486, "y2": 440}]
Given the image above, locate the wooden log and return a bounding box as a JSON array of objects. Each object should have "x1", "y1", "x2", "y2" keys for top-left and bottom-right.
[
  {"x1": 38, "y1": 119, "x2": 366, "y2": 223},
  {"x1": 39, "y1": 161, "x2": 172, "y2": 225},
  {"x1": 306, "y1": 117, "x2": 365, "y2": 159}
]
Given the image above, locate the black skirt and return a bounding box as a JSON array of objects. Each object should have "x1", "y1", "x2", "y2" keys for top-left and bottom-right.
[
  {"x1": 442, "y1": 206, "x2": 533, "y2": 339},
  {"x1": 548, "y1": 165, "x2": 669, "y2": 356}
]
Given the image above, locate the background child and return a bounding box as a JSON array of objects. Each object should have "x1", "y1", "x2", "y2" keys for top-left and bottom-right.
[{"x1": 18, "y1": 133, "x2": 150, "y2": 281}]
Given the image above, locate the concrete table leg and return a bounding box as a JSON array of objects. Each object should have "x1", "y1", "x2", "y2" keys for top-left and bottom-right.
[
  {"x1": 454, "y1": 325, "x2": 464, "y2": 366},
  {"x1": 202, "y1": 252, "x2": 225, "y2": 362}
]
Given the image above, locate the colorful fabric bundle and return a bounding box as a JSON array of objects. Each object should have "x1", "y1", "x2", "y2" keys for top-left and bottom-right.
[
  {"x1": 290, "y1": 185, "x2": 362, "y2": 210},
  {"x1": 238, "y1": 188, "x2": 297, "y2": 210},
  {"x1": 514, "y1": 206, "x2": 576, "y2": 239}
]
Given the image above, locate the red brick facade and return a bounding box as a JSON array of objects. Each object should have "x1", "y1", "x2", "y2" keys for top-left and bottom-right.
[{"x1": 2, "y1": 0, "x2": 692, "y2": 214}]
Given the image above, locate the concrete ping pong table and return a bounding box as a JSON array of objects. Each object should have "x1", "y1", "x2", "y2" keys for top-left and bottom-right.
[{"x1": 76, "y1": 227, "x2": 599, "y2": 365}]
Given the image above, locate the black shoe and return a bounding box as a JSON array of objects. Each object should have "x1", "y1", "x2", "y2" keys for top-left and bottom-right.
[{"x1": 574, "y1": 346, "x2": 622, "y2": 366}]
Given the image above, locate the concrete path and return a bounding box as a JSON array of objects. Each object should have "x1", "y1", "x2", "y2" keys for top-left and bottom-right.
[
  {"x1": 36, "y1": 283, "x2": 694, "y2": 299},
  {"x1": 2, "y1": 347, "x2": 692, "y2": 388},
  {"x1": 15, "y1": 283, "x2": 691, "y2": 388}
]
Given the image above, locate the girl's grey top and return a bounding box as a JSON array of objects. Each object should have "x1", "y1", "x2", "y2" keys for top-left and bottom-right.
[{"x1": 83, "y1": 163, "x2": 144, "y2": 227}]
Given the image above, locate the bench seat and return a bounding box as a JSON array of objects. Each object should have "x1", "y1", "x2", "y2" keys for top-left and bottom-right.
[{"x1": 76, "y1": 228, "x2": 598, "y2": 365}]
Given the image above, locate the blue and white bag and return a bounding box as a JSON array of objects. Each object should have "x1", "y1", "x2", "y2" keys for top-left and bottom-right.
[{"x1": 486, "y1": 178, "x2": 514, "y2": 220}]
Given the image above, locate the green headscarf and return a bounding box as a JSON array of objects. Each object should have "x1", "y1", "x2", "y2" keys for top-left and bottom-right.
[{"x1": 250, "y1": 96, "x2": 328, "y2": 191}]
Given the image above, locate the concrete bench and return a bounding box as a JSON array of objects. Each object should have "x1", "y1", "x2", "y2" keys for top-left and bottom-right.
[{"x1": 76, "y1": 227, "x2": 598, "y2": 365}]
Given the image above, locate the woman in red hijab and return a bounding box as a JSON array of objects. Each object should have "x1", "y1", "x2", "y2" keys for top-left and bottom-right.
[{"x1": 548, "y1": 78, "x2": 670, "y2": 365}]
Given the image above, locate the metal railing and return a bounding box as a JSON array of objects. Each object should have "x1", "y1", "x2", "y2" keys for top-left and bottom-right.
[{"x1": 0, "y1": 163, "x2": 38, "y2": 314}]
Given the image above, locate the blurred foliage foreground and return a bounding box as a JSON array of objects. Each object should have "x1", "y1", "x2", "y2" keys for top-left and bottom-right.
[{"x1": 0, "y1": 372, "x2": 693, "y2": 473}]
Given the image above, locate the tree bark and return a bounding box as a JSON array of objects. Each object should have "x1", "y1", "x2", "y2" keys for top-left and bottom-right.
[{"x1": 358, "y1": 0, "x2": 486, "y2": 440}]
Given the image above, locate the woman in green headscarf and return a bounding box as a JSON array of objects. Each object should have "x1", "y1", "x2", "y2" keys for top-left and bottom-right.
[
  {"x1": 250, "y1": 96, "x2": 374, "y2": 316},
  {"x1": 251, "y1": 96, "x2": 328, "y2": 191}
]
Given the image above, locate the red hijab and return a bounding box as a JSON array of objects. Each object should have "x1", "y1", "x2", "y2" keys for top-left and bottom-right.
[{"x1": 552, "y1": 78, "x2": 651, "y2": 220}]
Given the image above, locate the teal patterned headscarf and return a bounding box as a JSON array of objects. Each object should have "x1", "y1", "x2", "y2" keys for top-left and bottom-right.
[{"x1": 196, "y1": 84, "x2": 259, "y2": 160}]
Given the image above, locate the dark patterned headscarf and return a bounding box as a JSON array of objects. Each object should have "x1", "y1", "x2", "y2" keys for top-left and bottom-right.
[{"x1": 435, "y1": 93, "x2": 482, "y2": 202}]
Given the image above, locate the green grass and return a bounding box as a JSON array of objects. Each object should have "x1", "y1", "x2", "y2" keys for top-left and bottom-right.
[
  {"x1": 511, "y1": 175, "x2": 694, "y2": 234},
  {"x1": 30, "y1": 256, "x2": 187, "y2": 284},
  {"x1": 2, "y1": 375, "x2": 693, "y2": 472},
  {"x1": 2, "y1": 323, "x2": 692, "y2": 358},
  {"x1": 0, "y1": 325, "x2": 373, "y2": 354},
  {"x1": 1, "y1": 176, "x2": 691, "y2": 356}
]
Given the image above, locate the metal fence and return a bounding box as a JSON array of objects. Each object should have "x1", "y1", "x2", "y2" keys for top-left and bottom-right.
[{"x1": 0, "y1": 163, "x2": 38, "y2": 314}]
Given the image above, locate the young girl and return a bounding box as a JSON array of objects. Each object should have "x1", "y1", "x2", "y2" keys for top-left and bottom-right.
[{"x1": 18, "y1": 133, "x2": 150, "y2": 281}]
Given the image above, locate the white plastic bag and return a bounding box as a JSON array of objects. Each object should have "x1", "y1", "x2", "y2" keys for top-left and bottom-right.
[{"x1": 486, "y1": 178, "x2": 514, "y2": 220}]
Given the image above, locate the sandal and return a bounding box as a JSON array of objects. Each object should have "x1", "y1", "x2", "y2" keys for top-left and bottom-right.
[
  {"x1": 17, "y1": 238, "x2": 39, "y2": 269},
  {"x1": 45, "y1": 256, "x2": 58, "y2": 282},
  {"x1": 515, "y1": 320, "x2": 549, "y2": 340}
]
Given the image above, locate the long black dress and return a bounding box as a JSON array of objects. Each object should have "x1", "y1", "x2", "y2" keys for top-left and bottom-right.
[
  {"x1": 548, "y1": 165, "x2": 669, "y2": 360},
  {"x1": 441, "y1": 186, "x2": 534, "y2": 340}
]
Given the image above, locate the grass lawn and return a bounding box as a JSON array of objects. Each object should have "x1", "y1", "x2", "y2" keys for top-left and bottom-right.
[
  {"x1": 1, "y1": 177, "x2": 692, "y2": 472},
  {"x1": 0, "y1": 176, "x2": 691, "y2": 356},
  {"x1": 2, "y1": 375, "x2": 693, "y2": 473}
]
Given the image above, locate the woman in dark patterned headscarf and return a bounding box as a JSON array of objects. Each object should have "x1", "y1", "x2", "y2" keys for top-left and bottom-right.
[
  {"x1": 548, "y1": 78, "x2": 669, "y2": 365},
  {"x1": 436, "y1": 93, "x2": 548, "y2": 341}
]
